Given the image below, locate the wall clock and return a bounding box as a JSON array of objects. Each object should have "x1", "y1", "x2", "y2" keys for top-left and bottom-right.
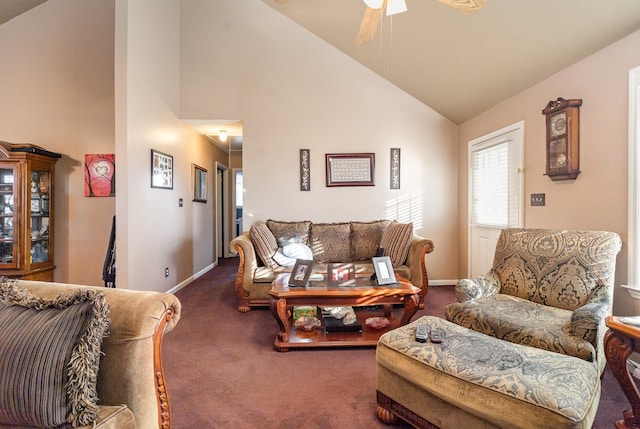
[{"x1": 542, "y1": 97, "x2": 582, "y2": 181}]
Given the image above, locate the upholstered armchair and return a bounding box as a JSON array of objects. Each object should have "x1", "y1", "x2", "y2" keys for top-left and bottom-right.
[{"x1": 445, "y1": 228, "x2": 621, "y2": 374}]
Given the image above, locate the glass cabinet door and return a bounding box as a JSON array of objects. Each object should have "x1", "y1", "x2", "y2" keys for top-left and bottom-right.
[
  {"x1": 0, "y1": 167, "x2": 16, "y2": 267},
  {"x1": 29, "y1": 170, "x2": 50, "y2": 264}
]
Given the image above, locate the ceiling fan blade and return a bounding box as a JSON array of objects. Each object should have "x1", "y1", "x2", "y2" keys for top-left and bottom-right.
[
  {"x1": 357, "y1": 0, "x2": 386, "y2": 45},
  {"x1": 436, "y1": 0, "x2": 486, "y2": 14}
]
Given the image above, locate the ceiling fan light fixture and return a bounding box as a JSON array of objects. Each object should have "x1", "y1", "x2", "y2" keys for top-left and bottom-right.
[
  {"x1": 386, "y1": 0, "x2": 407, "y2": 15},
  {"x1": 363, "y1": 0, "x2": 384, "y2": 9}
]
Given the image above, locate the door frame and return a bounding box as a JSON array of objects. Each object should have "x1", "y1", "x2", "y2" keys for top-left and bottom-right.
[
  {"x1": 215, "y1": 162, "x2": 231, "y2": 258},
  {"x1": 467, "y1": 121, "x2": 524, "y2": 276}
]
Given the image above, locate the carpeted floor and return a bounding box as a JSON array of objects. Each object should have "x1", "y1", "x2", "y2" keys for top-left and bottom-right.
[{"x1": 163, "y1": 257, "x2": 628, "y2": 428}]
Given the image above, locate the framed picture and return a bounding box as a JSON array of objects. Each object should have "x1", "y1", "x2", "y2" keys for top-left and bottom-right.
[
  {"x1": 327, "y1": 262, "x2": 355, "y2": 285},
  {"x1": 372, "y1": 256, "x2": 396, "y2": 285},
  {"x1": 193, "y1": 164, "x2": 207, "y2": 203},
  {"x1": 390, "y1": 148, "x2": 401, "y2": 189},
  {"x1": 151, "y1": 149, "x2": 173, "y2": 189},
  {"x1": 288, "y1": 259, "x2": 313, "y2": 287},
  {"x1": 300, "y1": 149, "x2": 310, "y2": 191},
  {"x1": 84, "y1": 154, "x2": 115, "y2": 197},
  {"x1": 325, "y1": 153, "x2": 375, "y2": 187}
]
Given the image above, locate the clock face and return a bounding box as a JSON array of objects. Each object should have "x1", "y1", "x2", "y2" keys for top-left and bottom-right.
[{"x1": 550, "y1": 112, "x2": 567, "y2": 136}]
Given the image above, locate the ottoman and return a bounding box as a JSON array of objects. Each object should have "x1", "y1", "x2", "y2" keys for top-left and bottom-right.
[{"x1": 376, "y1": 316, "x2": 601, "y2": 429}]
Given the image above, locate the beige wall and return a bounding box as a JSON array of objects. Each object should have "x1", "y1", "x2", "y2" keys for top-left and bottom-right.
[
  {"x1": 459, "y1": 29, "x2": 640, "y2": 315},
  {"x1": 180, "y1": 0, "x2": 460, "y2": 282},
  {"x1": 0, "y1": 0, "x2": 115, "y2": 285},
  {"x1": 115, "y1": 0, "x2": 226, "y2": 291}
]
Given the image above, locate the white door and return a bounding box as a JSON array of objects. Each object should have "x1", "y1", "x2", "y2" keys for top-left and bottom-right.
[{"x1": 469, "y1": 122, "x2": 524, "y2": 278}]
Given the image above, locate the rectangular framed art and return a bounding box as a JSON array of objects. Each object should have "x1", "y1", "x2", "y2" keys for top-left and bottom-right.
[
  {"x1": 372, "y1": 256, "x2": 397, "y2": 285},
  {"x1": 325, "y1": 153, "x2": 375, "y2": 187},
  {"x1": 151, "y1": 149, "x2": 173, "y2": 189},
  {"x1": 193, "y1": 164, "x2": 207, "y2": 203}
]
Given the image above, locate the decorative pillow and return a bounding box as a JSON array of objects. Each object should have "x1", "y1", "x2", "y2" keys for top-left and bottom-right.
[
  {"x1": 309, "y1": 223, "x2": 351, "y2": 263},
  {"x1": 0, "y1": 280, "x2": 110, "y2": 428},
  {"x1": 380, "y1": 221, "x2": 413, "y2": 267},
  {"x1": 351, "y1": 220, "x2": 391, "y2": 261},
  {"x1": 250, "y1": 223, "x2": 279, "y2": 269},
  {"x1": 272, "y1": 243, "x2": 314, "y2": 267},
  {"x1": 266, "y1": 220, "x2": 311, "y2": 245}
]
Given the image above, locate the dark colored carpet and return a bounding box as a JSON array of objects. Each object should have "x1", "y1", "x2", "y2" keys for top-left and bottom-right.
[{"x1": 163, "y1": 257, "x2": 628, "y2": 428}]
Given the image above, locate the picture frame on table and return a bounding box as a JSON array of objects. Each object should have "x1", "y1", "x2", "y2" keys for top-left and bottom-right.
[
  {"x1": 327, "y1": 262, "x2": 355, "y2": 285},
  {"x1": 289, "y1": 258, "x2": 313, "y2": 287},
  {"x1": 151, "y1": 149, "x2": 173, "y2": 189},
  {"x1": 325, "y1": 153, "x2": 375, "y2": 187},
  {"x1": 372, "y1": 256, "x2": 396, "y2": 285},
  {"x1": 193, "y1": 164, "x2": 207, "y2": 203}
]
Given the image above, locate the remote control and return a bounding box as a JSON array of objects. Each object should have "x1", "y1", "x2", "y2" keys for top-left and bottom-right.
[
  {"x1": 430, "y1": 329, "x2": 443, "y2": 344},
  {"x1": 415, "y1": 323, "x2": 428, "y2": 343}
]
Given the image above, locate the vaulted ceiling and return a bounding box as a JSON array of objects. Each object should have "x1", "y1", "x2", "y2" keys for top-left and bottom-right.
[{"x1": 260, "y1": 0, "x2": 640, "y2": 123}]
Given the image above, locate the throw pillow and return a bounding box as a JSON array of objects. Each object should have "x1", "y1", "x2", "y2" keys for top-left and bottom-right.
[
  {"x1": 0, "y1": 280, "x2": 110, "y2": 428},
  {"x1": 250, "y1": 223, "x2": 279, "y2": 269},
  {"x1": 272, "y1": 243, "x2": 313, "y2": 268},
  {"x1": 351, "y1": 220, "x2": 391, "y2": 261},
  {"x1": 380, "y1": 221, "x2": 413, "y2": 267}
]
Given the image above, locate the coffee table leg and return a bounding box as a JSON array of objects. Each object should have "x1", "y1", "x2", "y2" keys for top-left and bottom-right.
[
  {"x1": 399, "y1": 293, "x2": 419, "y2": 326},
  {"x1": 270, "y1": 297, "x2": 291, "y2": 352}
]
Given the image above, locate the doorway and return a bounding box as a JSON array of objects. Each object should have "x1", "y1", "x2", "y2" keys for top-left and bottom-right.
[{"x1": 468, "y1": 121, "x2": 524, "y2": 277}]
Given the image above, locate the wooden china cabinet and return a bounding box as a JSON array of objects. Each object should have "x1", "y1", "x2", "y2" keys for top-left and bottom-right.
[{"x1": 0, "y1": 142, "x2": 61, "y2": 281}]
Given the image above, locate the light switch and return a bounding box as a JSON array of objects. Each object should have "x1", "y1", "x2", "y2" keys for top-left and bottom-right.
[{"x1": 531, "y1": 193, "x2": 545, "y2": 206}]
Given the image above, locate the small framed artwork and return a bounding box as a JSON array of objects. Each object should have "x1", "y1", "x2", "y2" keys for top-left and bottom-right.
[
  {"x1": 288, "y1": 259, "x2": 314, "y2": 287},
  {"x1": 327, "y1": 262, "x2": 355, "y2": 285},
  {"x1": 84, "y1": 154, "x2": 115, "y2": 197},
  {"x1": 151, "y1": 149, "x2": 173, "y2": 189},
  {"x1": 372, "y1": 256, "x2": 396, "y2": 285},
  {"x1": 193, "y1": 164, "x2": 207, "y2": 203},
  {"x1": 325, "y1": 153, "x2": 375, "y2": 187},
  {"x1": 390, "y1": 148, "x2": 401, "y2": 189},
  {"x1": 300, "y1": 149, "x2": 310, "y2": 191}
]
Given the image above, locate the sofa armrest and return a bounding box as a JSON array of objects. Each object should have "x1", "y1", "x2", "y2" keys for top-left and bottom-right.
[
  {"x1": 229, "y1": 232, "x2": 259, "y2": 312},
  {"x1": 571, "y1": 293, "x2": 611, "y2": 343},
  {"x1": 14, "y1": 280, "x2": 181, "y2": 429},
  {"x1": 404, "y1": 234, "x2": 434, "y2": 309},
  {"x1": 455, "y1": 270, "x2": 500, "y2": 302}
]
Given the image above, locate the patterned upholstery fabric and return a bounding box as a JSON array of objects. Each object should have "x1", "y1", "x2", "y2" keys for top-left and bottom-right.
[
  {"x1": 266, "y1": 219, "x2": 311, "y2": 245},
  {"x1": 377, "y1": 316, "x2": 600, "y2": 429},
  {"x1": 445, "y1": 228, "x2": 621, "y2": 372},
  {"x1": 309, "y1": 223, "x2": 351, "y2": 262},
  {"x1": 350, "y1": 220, "x2": 390, "y2": 261}
]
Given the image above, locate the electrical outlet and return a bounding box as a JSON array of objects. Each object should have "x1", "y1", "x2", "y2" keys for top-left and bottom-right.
[
  {"x1": 179, "y1": 198, "x2": 183, "y2": 207},
  {"x1": 165, "y1": 267, "x2": 169, "y2": 278},
  {"x1": 531, "y1": 193, "x2": 545, "y2": 206}
]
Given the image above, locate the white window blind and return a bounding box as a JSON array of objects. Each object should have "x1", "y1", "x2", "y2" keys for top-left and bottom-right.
[{"x1": 471, "y1": 140, "x2": 519, "y2": 228}]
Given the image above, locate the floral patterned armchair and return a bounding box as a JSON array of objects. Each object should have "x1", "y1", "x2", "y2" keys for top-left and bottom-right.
[{"x1": 445, "y1": 228, "x2": 621, "y2": 373}]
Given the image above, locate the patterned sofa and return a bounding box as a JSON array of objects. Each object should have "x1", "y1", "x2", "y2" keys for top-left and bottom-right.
[
  {"x1": 230, "y1": 219, "x2": 434, "y2": 312},
  {"x1": 445, "y1": 228, "x2": 621, "y2": 374}
]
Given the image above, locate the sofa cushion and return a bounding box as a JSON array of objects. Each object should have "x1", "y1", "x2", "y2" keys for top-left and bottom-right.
[
  {"x1": 492, "y1": 229, "x2": 621, "y2": 311},
  {"x1": 0, "y1": 281, "x2": 110, "y2": 428},
  {"x1": 250, "y1": 223, "x2": 279, "y2": 269},
  {"x1": 266, "y1": 220, "x2": 311, "y2": 245},
  {"x1": 380, "y1": 221, "x2": 413, "y2": 267},
  {"x1": 310, "y1": 222, "x2": 351, "y2": 263},
  {"x1": 444, "y1": 294, "x2": 596, "y2": 362},
  {"x1": 351, "y1": 220, "x2": 390, "y2": 261}
]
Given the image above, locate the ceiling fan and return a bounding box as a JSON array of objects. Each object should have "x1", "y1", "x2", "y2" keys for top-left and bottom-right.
[{"x1": 274, "y1": 0, "x2": 486, "y2": 45}]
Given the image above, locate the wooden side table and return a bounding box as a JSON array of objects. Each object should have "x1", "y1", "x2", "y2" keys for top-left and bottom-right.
[{"x1": 605, "y1": 316, "x2": 640, "y2": 429}]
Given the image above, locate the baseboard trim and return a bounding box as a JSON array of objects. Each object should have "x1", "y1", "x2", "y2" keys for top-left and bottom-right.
[
  {"x1": 429, "y1": 280, "x2": 458, "y2": 287},
  {"x1": 166, "y1": 261, "x2": 217, "y2": 294}
]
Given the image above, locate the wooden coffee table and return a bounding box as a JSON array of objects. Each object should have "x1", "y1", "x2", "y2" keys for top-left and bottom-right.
[{"x1": 269, "y1": 274, "x2": 420, "y2": 352}]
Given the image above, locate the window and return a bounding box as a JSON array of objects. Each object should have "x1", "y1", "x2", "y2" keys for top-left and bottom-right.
[
  {"x1": 626, "y1": 66, "x2": 640, "y2": 296},
  {"x1": 470, "y1": 131, "x2": 522, "y2": 228}
]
